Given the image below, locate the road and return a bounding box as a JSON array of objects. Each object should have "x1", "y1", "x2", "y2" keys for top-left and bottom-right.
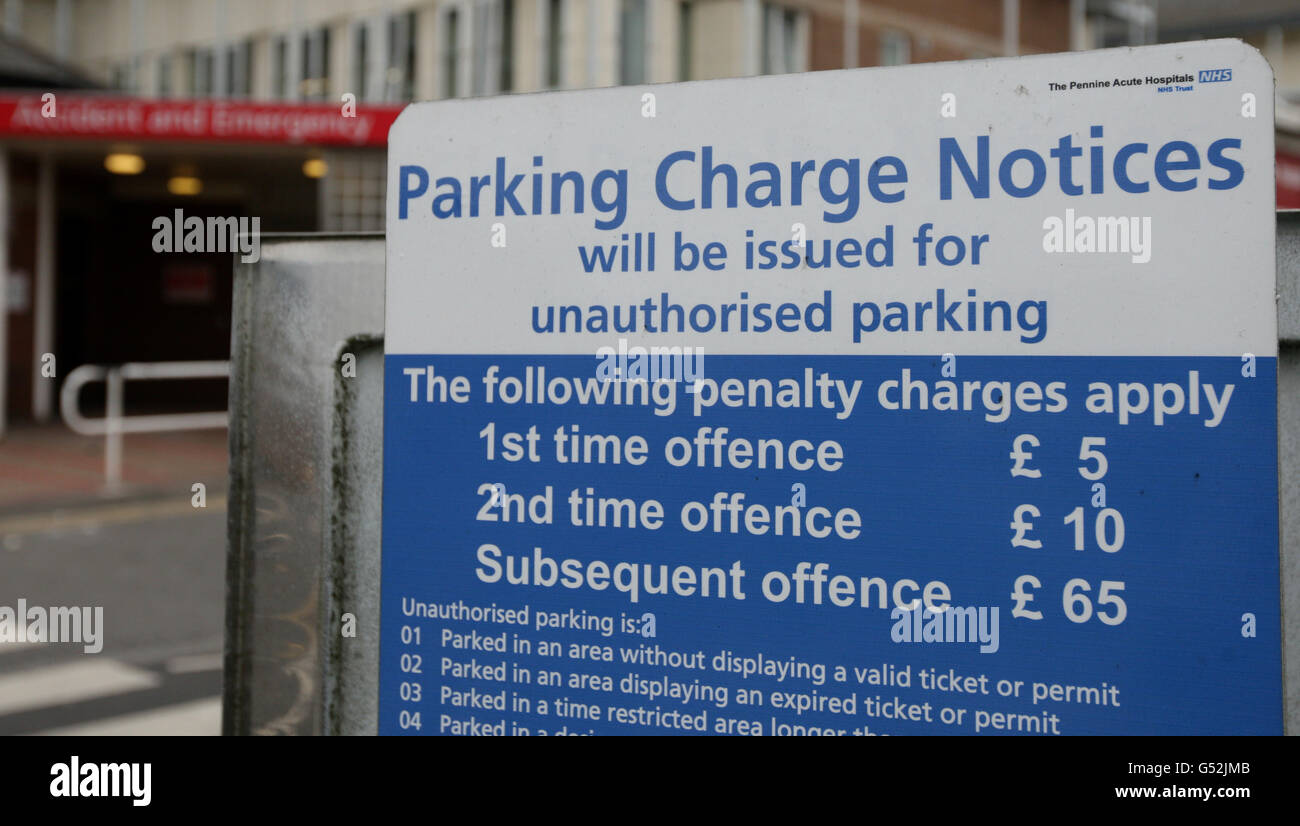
[{"x1": 0, "y1": 497, "x2": 226, "y2": 735}]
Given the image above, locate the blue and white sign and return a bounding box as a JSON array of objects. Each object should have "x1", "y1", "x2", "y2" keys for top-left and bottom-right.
[{"x1": 381, "y1": 40, "x2": 1281, "y2": 735}]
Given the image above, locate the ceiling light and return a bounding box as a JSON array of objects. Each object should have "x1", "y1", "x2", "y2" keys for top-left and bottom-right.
[
  {"x1": 167, "y1": 176, "x2": 202, "y2": 195},
  {"x1": 104, "y1": 153, "x2": 145, "y2": 175}
]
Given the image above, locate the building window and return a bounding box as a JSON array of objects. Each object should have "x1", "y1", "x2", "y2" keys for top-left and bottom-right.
[
  {"x1": 500, "y1": 0, "x2": 514, "y2": 93},
  {"x1": 354, "y1": 24, "x2": 369, "y2": 100},
  {"x1": 301, "y1": 26, "x2": 331, "y2": 100},
  {"x1": 678, "y1": 1, "x2": 693, "y2": 81},
  {"x1": 158, "y1": 54, "x2": 172, "y2": 97},
  {"x1": 619, "y1": 0, "x2": 647, "y2": 85},
  {"x1": 437, "y1": 1, "x2": 516, "y2": 98},
  {"x1": 880, "y1": 30, "x2": 910, "y2": 66},
  {"x1": 760, "y1": 3, "x2": 801, "y2": 75},
  {"x1": 545, "y1": 0, "x2": 563, "y2": 88},
  {"x1": 442, "y1": 8, "x2": 460, "y2": 98},
  {"x1": 111, "y1": 62, "x2": 131, "y2": 91},
  {"x1": 321, "y1": 150, "x2": 387, "y2": 232},
  {"x1": 387, "y1": 10, "x2": 416, "y2": 100},
  {"x1": 273, "y1": 36, "x2": 288, "y2": 98},
  {"x1": 189, "y1": 48, "x2": 214, "y2": 96},
  {"x1": 226, "y1": 40, "x2": 253, "y2": 97}
]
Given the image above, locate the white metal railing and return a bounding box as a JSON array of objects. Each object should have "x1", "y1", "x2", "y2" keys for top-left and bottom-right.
[{"x1": 59, "y1": 361, "x2": 230, "y2": 491}]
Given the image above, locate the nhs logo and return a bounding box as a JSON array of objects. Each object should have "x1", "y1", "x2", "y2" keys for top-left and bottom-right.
[{"x1": 1198, "y1": 69, "x2": 1232, "y2": 82}]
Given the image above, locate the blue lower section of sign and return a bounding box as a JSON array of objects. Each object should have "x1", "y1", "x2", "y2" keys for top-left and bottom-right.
[{"x1": 379, "y1": 354, "x2": 1281, "y2": 735}]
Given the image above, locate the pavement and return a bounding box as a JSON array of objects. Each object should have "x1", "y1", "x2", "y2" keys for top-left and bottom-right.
[
  {"x1": 0, "y1": 424, "x2": 228, "y2": 513},
  {"x1": 0, "y1": 425, "x2": 228, "y2": 735}
]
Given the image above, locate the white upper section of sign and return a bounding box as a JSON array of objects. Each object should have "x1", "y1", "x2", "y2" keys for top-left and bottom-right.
[{"x1": 386, "y1": 40, "x2": 1276, "y2": 356}]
